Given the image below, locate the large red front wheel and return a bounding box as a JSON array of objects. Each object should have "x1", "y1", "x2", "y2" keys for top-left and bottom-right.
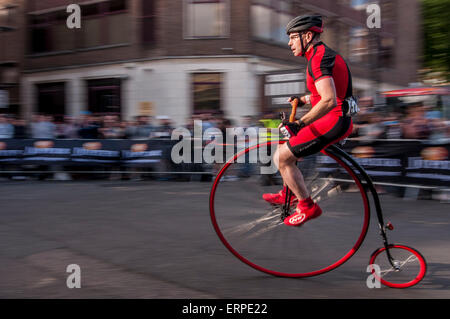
[{"x1": 209, "y1": 141, "x2": 370, "y2": 278}]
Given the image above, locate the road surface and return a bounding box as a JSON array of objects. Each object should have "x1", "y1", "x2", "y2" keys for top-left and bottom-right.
[{"x1": 0, "y1": 180, "x2": 449, "y2": 298}]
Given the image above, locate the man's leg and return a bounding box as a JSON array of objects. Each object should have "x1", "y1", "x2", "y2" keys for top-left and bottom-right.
[
  {"x1": 273, "y1": 143, "x2": 322, "y2": 226},
  {"x1": 273, "y1": 143, "x2": 309, "y2": 201}
]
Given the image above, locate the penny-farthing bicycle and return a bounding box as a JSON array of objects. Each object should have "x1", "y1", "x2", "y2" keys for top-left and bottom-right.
[{"x1": 209, "y1": 100, "x2": 427, "y2": 288}]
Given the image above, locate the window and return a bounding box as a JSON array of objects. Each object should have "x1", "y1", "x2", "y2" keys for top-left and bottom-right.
[
  {"x1": 0, "y1": 4, "x2": 17, "y2": 29},
  {"x1": 141, "y1": 0, "x2": 156, "y2": 45},
  {"x1": 36, "y1": 82, "x2": 66, "y2": 116},
  {"x1": 29, "y1": 10, "x2": 76, "y2": 53},
  {"x1": 379, "y1": 36, "x2": 394, "y2": 68},
  {"x1": 349, "y1": 27, "x2": 369, "y2": 63},
  {"x1": 83, "y1": 18, "x2": 103, "y2": 48},
  {"x1": 351, "y1": 0, "x2": 370, "y2": 10},
  {"x1": 251, "y1": 0, "x2": 293, "y2": 44},
  {"x1": 109, "y1": 0, "x2": 127, "y2": 12},
  {"x1": 192, "y1": 73, "x2": 222, "y2": 113},
  {"x1": 107, "y1": 14, "x2": 129, "y2": 45},
  {"x1": 185, "y1": 0, "x2": 229, "y2": 38},
  {"x1": 251, "y1": 0, "x2": 271, "y2": 40},
  {"x1": 81, "y1": 0, "x2": 129, "y2": 48},
  {"x1": 381, "y1": 1, "x2": 395, "y2": 22},
  {"x1": 28, "y1": 0, "x2": 128, "y2": 54},
  {"x1": 30, "y1": 25, "x2": 52, "y2": 53},
  {"x1": 29, "y1": 13, "x2": 53, "y2": 53},
  {"x1": 87, "y1": 78, "x2": 122, "y2": 115}
]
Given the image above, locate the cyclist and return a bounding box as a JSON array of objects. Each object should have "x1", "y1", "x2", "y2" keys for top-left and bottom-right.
[{"x1": 263, "y1": 15, "x2": 354, "y2": 227}]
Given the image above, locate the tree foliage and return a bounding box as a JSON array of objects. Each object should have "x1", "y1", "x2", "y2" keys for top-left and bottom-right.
[{"x1": 422, "y1": 0, "x2": 450, "y2": 82}]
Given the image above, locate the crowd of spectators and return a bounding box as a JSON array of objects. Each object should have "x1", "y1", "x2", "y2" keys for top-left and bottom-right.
[
  {"x1": 0, "y1": 101, "x2": 449, "y2": 143},
  {"x1": 0, "y1": 113, "x2": 175, "y2": 140},
  {"x1": 350, "y1": 98, "x2": 450, "y2": 143}
]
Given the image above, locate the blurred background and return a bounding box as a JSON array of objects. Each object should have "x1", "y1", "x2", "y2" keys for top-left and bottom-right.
[
  {"x1": 0, "y1": 0, "x2": 448, "y2": 125},
  {"x1": 0, "y1": 0, "x2": 448, "y2": 190}
]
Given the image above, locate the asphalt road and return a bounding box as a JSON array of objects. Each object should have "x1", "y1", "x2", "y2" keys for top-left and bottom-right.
[{"x1": 0, "y1": 179, "x2": 449, "y2": 299}]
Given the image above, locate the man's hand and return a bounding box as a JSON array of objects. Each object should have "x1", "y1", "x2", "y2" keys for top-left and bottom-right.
[
  {"x1": 279, "y1": 121, "x2": 305, "y2": 139},
  {"x1": 288, "y1": 96, "x2": 305, "y2": 106}
]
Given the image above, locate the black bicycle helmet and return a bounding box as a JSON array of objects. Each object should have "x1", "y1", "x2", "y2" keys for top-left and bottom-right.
[{"x1": 286, "y1": 15, "x2": 323, "y2": 35}]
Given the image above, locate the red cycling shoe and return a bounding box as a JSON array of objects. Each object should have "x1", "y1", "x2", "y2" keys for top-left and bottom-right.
[
  {"x1": 262, "y1": 189, "x2": 298, "y2": 205},
  {"x1": 284, "y1": 202, "x2": 322, "y2": 227}
]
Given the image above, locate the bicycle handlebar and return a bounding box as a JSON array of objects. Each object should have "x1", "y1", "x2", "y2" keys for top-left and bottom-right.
[
  {"x1": 279, "y1": 96, "x2": 302, "y2": 124},
  {"x1": 289, "y1": 97, "x2": 300, "y2": 123}
]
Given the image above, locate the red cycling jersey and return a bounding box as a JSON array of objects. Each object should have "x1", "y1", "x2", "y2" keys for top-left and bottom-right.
[
  {"x1": 305, "y1": 41, "x2": 353, "y2": 116},
  {"x1": 286, "y1": 41, "x2": 353, "y2": 158}
]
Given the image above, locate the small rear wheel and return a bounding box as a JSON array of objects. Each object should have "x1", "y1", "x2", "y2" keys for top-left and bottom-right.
[{"x1": 369, "y1": 244, "x2": 427, "y2": 288}]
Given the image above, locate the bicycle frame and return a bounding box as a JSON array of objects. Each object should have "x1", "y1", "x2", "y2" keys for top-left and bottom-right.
[
  {"x1": 284, "y1": 143, "x2": 398, "y2": 269},
  {"x1": 326, "y1": 145, "x2": 399, "y2": 268}
]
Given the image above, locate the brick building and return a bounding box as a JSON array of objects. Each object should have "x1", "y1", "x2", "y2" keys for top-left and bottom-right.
[
  {"x1": 0, "y1": 0, "x2": 25, "y2": 114},
  {"x1": 17, "y1": 0, "x2": 421, "y2": 125}
]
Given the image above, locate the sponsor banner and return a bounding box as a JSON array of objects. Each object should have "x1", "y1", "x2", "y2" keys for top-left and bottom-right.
[
  {"x1": 0, "y1": 139, "x2": 174, "y2": 167},
  {"x1": 70, "y1": 140, "x2": 123, "y2": 165},
  {"x1": 121, "y1": 140, "x2": 175, "y2": 167},
  {"x1": 22, "y1": 140, "x2": 72, "y2": 164},
  {"x1": 344, "y1": 140, "x2": 410, "y2": 183},
  {"x1": 314, "y1": 140, "x2": 450, "y2": 187},
  {"x1": 403, "y1": 144, "x2": 450, "y2": 187},
  {"x1": 0, "y1": 139, "x2": 449, "y2": 186},
  {"x1": 342, "y1": 140, "x2": 450, "y2": 186},
  {"x1": 0, "y1": 139, "x2": 24, "y2": 163}
]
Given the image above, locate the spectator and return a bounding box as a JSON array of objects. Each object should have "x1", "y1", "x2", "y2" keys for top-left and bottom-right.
[
  {"x1": 199, "y1": 112, "x2": 214, "y2": 131},
  {"x1": 122, "y1": 119, "x2": 137, "y2": 139},
  {"x1": 349, "y1": 98, "x2": 372, "y2": 138},
  {"x1": 357, "y1": 113, "x2": 385, "y2": 141},
  {"x1": 128, "y1": 115, "x2": 154, "y2": 139},
  {"x1": 30, "y1": 114, "x2": 56, "y2": 139},
  {"x1": 78, "y1": 114, "x2": 100, "y2": 139},
  {"x1": 240, "y1": 115, "x2": 259, "y2": 145},
  {"x1": 0, "y1": 114, "x2": 14, "y2": 139},
  {"x1": 240, "y1": 115, "x2": 259, "y2": 177},
  {"x1": 401, "y1": 106, "x2": 431, "y2": 139},
  {"x1": 217, "y1": 117, "x2": 232, "y2": 137},
  {"x1": 152, "y1": 115, "x2": 174, "y2": 138},
  {"x1": 13, "y1": 118, "x2": 28, "y2": 139},
  {"x1": 99, "y1": 115, "x2": 124, "y2": 139},
  {"x1": 382, "y1": 113, "x2": 403, "y2": 139},
  {"x1": 57, "y1": 116, "x2": 79, "y2": 139},
  {"x1": 428, "y1": 118, "x2": 449, "y2": 144},
  {"x1": 196, "y1": 112, "x2": 215, "y2": 140}
]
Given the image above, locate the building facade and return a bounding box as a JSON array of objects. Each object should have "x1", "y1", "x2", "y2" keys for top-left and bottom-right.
[
  {"x1": 18, "y1": 0, "x2": 421, "y2": 125},
  {"x1": 0, "y1": 0, "x2": 25, "y2": 115}
]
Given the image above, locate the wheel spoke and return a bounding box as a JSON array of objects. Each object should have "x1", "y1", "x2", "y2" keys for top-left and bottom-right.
[
  {"x1": 210, "y1": 142, "x2": 371, "y2": 277},
  {"x1": 370, "y1": 245, "x2": 426, "y2": 288}
]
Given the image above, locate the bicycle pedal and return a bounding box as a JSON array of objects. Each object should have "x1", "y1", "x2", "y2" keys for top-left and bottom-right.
[{"x1": 280, "y1": 212, "x2": 291, "y2": 222}]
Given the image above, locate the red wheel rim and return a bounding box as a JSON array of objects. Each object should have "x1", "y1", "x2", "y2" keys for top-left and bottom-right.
[
  {"x1": 369, "y1": 244, "x2": 427, "y2": 288},
  {"x1": 209, "y1": 141, "x2": 371, "y2": 278}
]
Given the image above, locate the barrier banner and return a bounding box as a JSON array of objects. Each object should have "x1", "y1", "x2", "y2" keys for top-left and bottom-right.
[
  {"x1": 0, "y1": 139, "x2": 175, "y2": 167},
  {"x1": 0, "y1": 139, "x2": 25, "y2": 164},
  {"x1": 121, "y1": 139, "x2": 175, "y2": 167},
  {"x1": 341, "y1": 140, "x2": 450, "y2": 187},
  {"x1": 343, "y1": 140, "x2": 410, "y2": 182},
  {"x1": 402, "y1": 143, "x2": 450, "y2": 187},
  {"x1": 0, "y1": 139, "x2": 449, "y2": 187},
  {"x1": 70, "y1": 140, "x2": 124, "y2": 165},
  {"x1": 22, "y1": 140, "x2": 74, "y2": 165}
]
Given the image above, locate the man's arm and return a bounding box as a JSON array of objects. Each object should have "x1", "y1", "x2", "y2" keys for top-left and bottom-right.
[
  {"x1": 298, "y1": 77, "x2": 337, "y2": 126},
  {"x1": 299, "y1": 95, "x2": 310, "y2": 106}
]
